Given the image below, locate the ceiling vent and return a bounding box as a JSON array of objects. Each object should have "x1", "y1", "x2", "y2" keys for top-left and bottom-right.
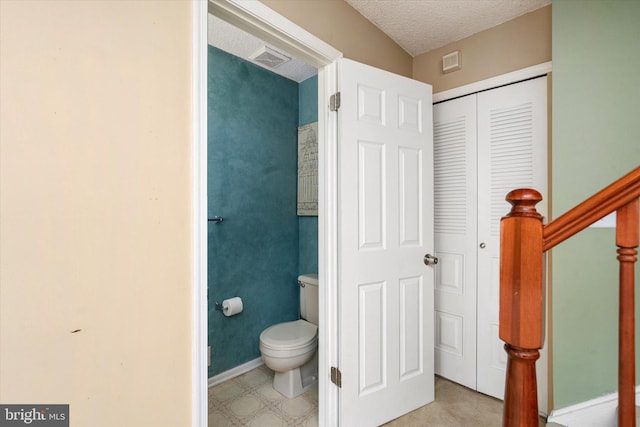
[
  {"x1": 442, "y1": 51, "x2": 461, "y2": 73},
  {"x1": 249, "y1": 46, "x2": 291, "y2": 69}
]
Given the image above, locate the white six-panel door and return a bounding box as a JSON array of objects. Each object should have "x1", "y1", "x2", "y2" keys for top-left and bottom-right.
[
  {"x1": 433, "y1": 76, "x2": 547, "y2": 400},
  {"x1": 338, "y1": 59, "x2": 435, "y2": 426}
]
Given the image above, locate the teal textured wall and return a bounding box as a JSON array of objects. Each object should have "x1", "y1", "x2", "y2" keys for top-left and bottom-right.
[
  {"x1": 298, "y1": 75, "x2": 319, "y2": 276},
  {"x1": 207, "y1": 46, "x2": 300, "y2": 377},
  {"x1": 552, "y1": 0, "x2": 640, "y2": 409}
]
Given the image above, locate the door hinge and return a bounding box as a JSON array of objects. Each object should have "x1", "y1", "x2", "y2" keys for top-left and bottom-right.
[
  {"x1": 330, "y1": 92, "x2": 341, "y2": 111},
  {"x1": 331, "y1": 366, "x2": 342, "y2": 388}
]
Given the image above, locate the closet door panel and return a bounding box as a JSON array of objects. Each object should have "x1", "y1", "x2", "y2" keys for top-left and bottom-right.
[
  {"x1": 476, "y1": 76, "x2": 548, "y2": 399},
  {"x1": 433, "y1": 94, "x2": 478, "y2": 389}
]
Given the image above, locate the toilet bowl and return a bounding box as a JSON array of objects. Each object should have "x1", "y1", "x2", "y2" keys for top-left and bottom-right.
[
  {"x1": 259, "y1": 274, "x2": 319, "y2": 398},
  {"x1": 259, "y1": 319, "x2": 318, "y2": 397}
]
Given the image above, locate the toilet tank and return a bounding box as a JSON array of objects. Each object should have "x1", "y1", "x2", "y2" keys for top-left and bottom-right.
[{"x1": 298, "y1": 274, "x2": 319, "y2": 325}]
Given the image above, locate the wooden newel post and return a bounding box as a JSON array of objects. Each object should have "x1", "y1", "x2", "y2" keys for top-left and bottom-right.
[{"x1": 499, "y1": 189, "x2": 544, "y2": 427}]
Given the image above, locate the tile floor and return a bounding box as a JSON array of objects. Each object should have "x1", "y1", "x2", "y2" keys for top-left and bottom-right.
[
  {"x1": 208, "y1": 365, "x2": 318, "y2": 426},
  {"x1": 209, "y1": 365, "x2": 554, "y2": 426}
]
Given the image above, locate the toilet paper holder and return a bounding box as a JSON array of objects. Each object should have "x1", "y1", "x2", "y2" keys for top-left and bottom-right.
[{"x1": 214, "y1": 297, "x2": 243, "y2": 316}]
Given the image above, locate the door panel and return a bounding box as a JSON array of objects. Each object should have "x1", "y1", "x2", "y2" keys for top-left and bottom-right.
[
  {"x1": 399, "y1": 276, "x2": 423, "y2": 379},
  {"x1": 433, "y1": 95, "x2": 478, "y2": 389},
  {"x1": 339, "y1": 58, "x2": 434, "y2": 427},
  {"x1": 358, "y1": 141, "x2": 385, "y2": 249},
  {"x1": 476, "y1": 76, "x2": 548, "y2": 399}
]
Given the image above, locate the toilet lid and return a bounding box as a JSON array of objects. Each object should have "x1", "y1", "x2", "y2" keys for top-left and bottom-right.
[{"x1": 260, "y1": 319, "x2": 318, "y2": 350}]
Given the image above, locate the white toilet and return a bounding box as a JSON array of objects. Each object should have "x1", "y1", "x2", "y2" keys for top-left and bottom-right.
[{"x1": 259, "y1": 274, "x2": 319, "y2": 398}]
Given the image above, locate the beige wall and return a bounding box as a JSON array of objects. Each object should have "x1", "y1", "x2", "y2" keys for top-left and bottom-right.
[
  {"x1": 261, "y1": 0, "x2": 413, "y2": 77},
  {"x1": 413, "y1": 5, "x2": 551, "y2": 94},
  {"x1": 0, "y1": 1, "x2": 193, "y2": 426}
]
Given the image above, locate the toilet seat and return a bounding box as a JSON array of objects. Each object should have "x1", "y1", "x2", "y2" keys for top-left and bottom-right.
[{"x1": 259, "y1": 319, "x2": 318, "y2": 350}]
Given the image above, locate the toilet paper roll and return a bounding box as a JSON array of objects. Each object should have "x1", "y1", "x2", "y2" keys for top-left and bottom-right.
[{"x1": 222, "y1": 297, "x2": 243, "y2": 317}]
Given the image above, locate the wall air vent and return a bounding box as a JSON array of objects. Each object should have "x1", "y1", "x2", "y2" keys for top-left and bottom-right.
[
  {"x1": 249, "y1": 46, "x2": 291, "y2": 69},
  {"x1": 442, "y1": 51, "x2": 462, "y2": 73}
]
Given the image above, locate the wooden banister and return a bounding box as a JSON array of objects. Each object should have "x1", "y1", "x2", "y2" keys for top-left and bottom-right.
[
  {"x1": 543, "y1": 167, "x2": 640, "y2": 251},
  {"x1": 500, "y1": 167, "x2": 640, "y2": 427}
]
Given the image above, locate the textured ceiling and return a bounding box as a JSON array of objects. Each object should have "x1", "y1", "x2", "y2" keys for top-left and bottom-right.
[
  {"x1": 345, "y1": 0, "x2": 551, "y2": 56},
  {"x1": 208, "y1": 0, "x2": 551, "y2": 82}
]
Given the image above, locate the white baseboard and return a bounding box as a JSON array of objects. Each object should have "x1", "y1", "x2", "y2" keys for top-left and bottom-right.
[
  {"x1": 546, "y1": 385, "x2": 640, "y2": 426},
  {"x1": 208, "y1": 357, "x2": 265, "y2": 388}
]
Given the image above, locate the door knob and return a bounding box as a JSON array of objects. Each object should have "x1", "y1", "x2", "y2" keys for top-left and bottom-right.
[
  {"x1": 424, "y1": 254, "x2": 438, "y2": 266},
  {"x1": 479, "y1": 242, "x2": 486, "y2": 249}
]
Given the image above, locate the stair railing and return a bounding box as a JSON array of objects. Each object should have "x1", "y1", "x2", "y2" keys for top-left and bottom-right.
[{"x1": 500, "y1": 166, "x2": 640, "y2": 427}]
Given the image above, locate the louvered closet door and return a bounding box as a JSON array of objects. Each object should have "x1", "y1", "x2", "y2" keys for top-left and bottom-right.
[
  {"x1": 433, "y1": 95, "x2": 478, "y2": 389},
  {"x1": 476, "y1": 76, "x2": 548, "y2": 399}
]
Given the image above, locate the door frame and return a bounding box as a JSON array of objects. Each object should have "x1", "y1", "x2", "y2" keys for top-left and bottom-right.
[
  {"x1": 432, "y1": 62, "x2": 552, "y2": 103},
  {"x1": 192, "y1": 1, "x2": 342, "y2": 426}
]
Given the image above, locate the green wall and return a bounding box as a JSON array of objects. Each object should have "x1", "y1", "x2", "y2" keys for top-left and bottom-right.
[
  {"x1": 207, "y1": 45, "x2": 319, "y2": 378},
  {"x1": 552, "y1": 0, "x2": 640, "y2": 409},
  {"x1": 208, "y1": 46, "x2": 299, "y2": 377},
  {"x1": 298, "y1": 75, "x2": 319, "y2": 276}
]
